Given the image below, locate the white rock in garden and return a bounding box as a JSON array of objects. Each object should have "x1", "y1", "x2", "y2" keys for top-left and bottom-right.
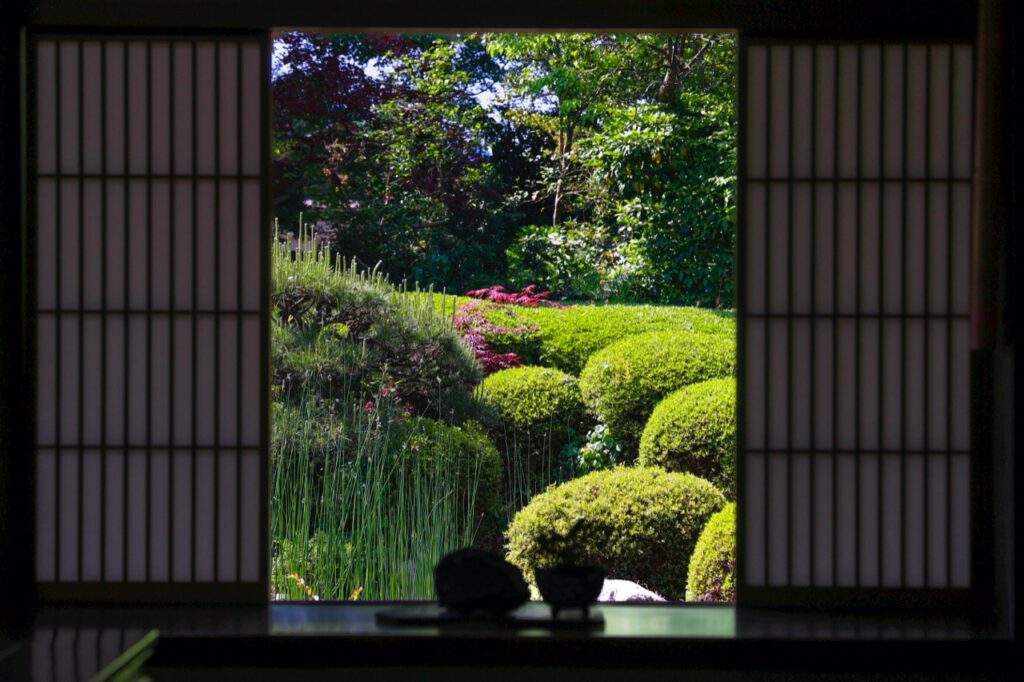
[{"x1": 598, "y1": 579, "x2": 666, "y2": 602}]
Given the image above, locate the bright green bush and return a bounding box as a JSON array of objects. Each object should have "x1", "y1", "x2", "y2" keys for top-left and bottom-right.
[
  {"x1": 638, "y1": 377, "x2": 736, "y2": 496},
  {"x1": 505, "y1": 466, "x2": 726, "y2": 599},
  {"x1": 478, "y1": 366, "x2": 589, "y2": 454},
  {"x1": 477, "y1": 366, "x2": 590, "y2": 519},
  {"x1": 273, "y1": 235, "x2": 481, "y2": 419},
  {"x1": 484, "y1": 303, "x2": 735, "y2": 375},
  {"x1": 685, "y1": 502, "x2": 736, "y2": 602},
  {"x1": 578, "y1": 330, "x2": 735, "y2": 456}
]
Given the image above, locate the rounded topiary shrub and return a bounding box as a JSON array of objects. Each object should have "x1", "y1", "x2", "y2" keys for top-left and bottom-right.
[
  {"x1": 578, "y1": 330, "x2": 735, "y2": 456},
  {"x1": 395, "y1": 417, "x2": 504, "y2": 525},
  {"x1": 685, "y1": 502, "x2": 736, "y2": 602},
  {"x1": 638, "y1": 377, "x2": 736, "y2": 496},
  {"x1": 478, "y1": 366, "x2": 589, "y2": 462},
  {"x1": 505, "y1": 466, "x2": 726, "y2": 599}
]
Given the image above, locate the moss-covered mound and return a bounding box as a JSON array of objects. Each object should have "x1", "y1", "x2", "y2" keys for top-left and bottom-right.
[
  {"x1": 638, "y1": 377, "x2": 736, "y2": 496},
  {"x1": 478, "y1": 365, "x2": 589, "y2": 464},
  {"x1": 578, "y1": 330, "x2": 735, "y2": 456},
  {"x1": 505, "y1": 466, "x2": 726, "y2": 599},
  {"x1": 685, "y1": 502, "x2": 736, "y2": 602},
  {"x1": 273, "y1": 242, "x2": 481, "y2": 419}
]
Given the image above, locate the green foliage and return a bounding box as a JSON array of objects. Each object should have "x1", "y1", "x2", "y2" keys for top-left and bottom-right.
[
  {"x1": 272, "y1": 230, "x2": 482, "y2": 420},
  {"x1": 477, "y1": 365, "x2": 590, "y2": 518},
  {"x1": 395, "y1": 417, "x2": 504, "y2": 523},
  {"x1": 685, "y1": 502, "x2": 736, "y2": 602},
  {"x1": 575, "y1": 422, "x2": 621, "y2": 474},
  {"x1": 271, "y1": 391, "x2": 489, "y2": 600},
  {"x1": 639, "y1": 377, "x2": 736, "y2": 497},
  {"x1": 479, "y1": 302, "x2": 735, "y2": 375},
  {"x1": 578, "y1": 330, "x2": 735, "y2": 455},
  {"x1": 505, "y1": 466, "x2": 726, "y2": 599}
]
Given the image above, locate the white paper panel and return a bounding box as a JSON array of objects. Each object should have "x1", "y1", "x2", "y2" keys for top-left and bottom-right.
[
  {"x1": 219, "y1": 44, "x2": 239, "y2": 175},
  {"x1": 194, "y1": 451, "x2": 215, "y2": 582},
  {"x1": 746, "y1": 46, "x2": 767, "y2": 178},
  {"x1": 37, "y1": 180, "x2": 57, "y2": 309},
  {"x1": 150, "y1": 44, "x2": 171, "y2": 176},
  {"x1": 881, "y1": 454, "x2": 903, "y2": 586},
  {"x1": 151, "y1": 315, "x2": 171, "y2": 446},
  {"x1": 835, "y1": 453, "x2": 856, "y2": 586},
  {"x1": 83, "y1": 180, "x2": 103, "y2": 308},
  {"x1": 173, "y1": 316, "x2": 194, "y2": 447},
  {"x1": 769, "y1": 183, "x2": 789, "y2": 313},
  {"x1": 104, "y1": 44, "x2": 125, "y2": 175},
  {"x1": 242, "y1": 181, "x2": 262, "y2": 311},
  {"x1": 769, "y1": 46, "x2": 791, "y2": 178},
  {"x1": 219, "y1": 180, "x2": 240, "y2": 308},
  {"x1": 745, "y1": 183, "x2": 766, "y2": 314},
  {"x1": 82, "y1": 43, "x2": 103, "y2": 175},
  {"x1": 217, "y1": 451, "x2": 239, "y2": 582},
  {"x1": 241, "y1": 315, "x2": 261, "y2": 447},
  {"x1": 126, "y1": 450, "x2": 147, "y2": 581},
  {"x1": 745, "y1": 318, "x2": 765, "y2": 449},
  {"x1": 745, "y1": 41, "x2": 974, "y2": 598},
  {"x1": 195, "y1": 43, "x2": 216, "y2": 175},
  {"x1": 858, "y1": 454, "x2": 880, "y2": 586},
  {"x1": 128, "y1": 315, "x2": 147, "y2": 445},
  {"x1": 768, "y1": 453, "x2": 789, "y2": 586},
  {"x1": 241, "y1": 44, "x2": 262, "y2": 176},
  {"x1": 195, "y1": 316, "x2": 216, "y2": 446},
  {"x1": 37, "y1": 42, "x2": 57, "y2": 174},
  {"x1": 240, "y1": 451, "x2": 261, "y2": 581},
  {"x1": 105, "y1": 181, "x2": 126, "y2": 308},
  {"x1": 151, "y1": 181, "x2": 172, "y2": 309},
  {"x1": 81, "y1": 450, "x2": 102, "y2": 581},
  {"x1": 104, "y1": 315, "x2": 125, "y2": 446},
  {"x1": 859, "y1": 46, "x2": 881, "y2": 178},
  {"x1": 60, "y1": 180, "x2": 80, "y2": 310},
  {"x1": 36, "y1": 449, "x2": 57, "y2": 581},
  {"x1": 59, "y1": 451, "x2": 79, "y2": 581},
  {"x1": 173, "y1": 44, "x2": 194, "y2": 175},
  {"x1": 196, "y1": 180, "x2": 216, "y2": 310},
  {"x1": 812, "y1": 454, "x2": 834, "y2": 585},
  {"x1": 173, "y1": 180, "x2": 194, "y2": 309},
  {"x1": 103, "y1": 451, "x2": 125, "y2": 581},
  {"x1": 37, "y1": 314, "x2": 57, "y2": 444},
  {"x1": 745, "y1": 453, "x2": 766, "y2": 585},
  {"x1": 82, "y1": 315, "x2": 103, "y2": 446},
  {"x1": 59, "y1": 43, "x2": 80, "y2": 174},
  {"x1": 950, "y1": 455, "x2": 970, "y2": 587},
  {"x1": 149, "y1": 450, "x2": 170, "y2": 582},
  {"x1": 218, "y1": 317, "x2": 239, "y2": 444},
  {"x1": 128, "y1": 180, "x2": 148, "y2": 309},
  {"x1": 59, "y1": 316, "x2": 79, "y2": 447},
  {"x1": 790, "y1": 453, "x2": 812, "y2": 586},
  {"x1": 127, "y1": 43, "x2": 147, "y2": 175},
  {"x1": 172, "y1": 450, "x2": 193, "y2": 581}
]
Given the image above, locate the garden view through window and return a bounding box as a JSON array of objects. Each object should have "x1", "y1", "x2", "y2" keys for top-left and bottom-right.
[{"x1": 270, "y1": 31, "x2": 738, "y2": 602}]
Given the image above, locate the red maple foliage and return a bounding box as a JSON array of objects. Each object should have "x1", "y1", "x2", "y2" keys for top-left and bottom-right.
[{"x1": 465, "y1": 284, "x2": 569, "y2": 308}]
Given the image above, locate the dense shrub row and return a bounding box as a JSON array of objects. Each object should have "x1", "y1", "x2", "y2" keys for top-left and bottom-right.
[
  {"x1": 686, "y1": 502, "x2": 736, "y2": 602},
  {"x1": 579, "y1": 330, "x2": 735, "y2": 455}
]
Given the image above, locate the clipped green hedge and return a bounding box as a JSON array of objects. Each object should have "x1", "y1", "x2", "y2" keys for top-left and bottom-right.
[
  {"x1": 578, "y1": 330, "x2": 735, "y2": 456},
  {"x1": 686, "y1": 502, "x2": 736, "y2": 602},
  {"x1": 505, "y1": 466, "x2": 726, "y2": 599},
  {"x1": 638, "y1": 377, "x2": 736, "y2": 496},
  {"x1": 487, "y1": 304, "x2": 735, "y2": 376},
  {"x1": 394, "y1": 417, "x2": 504, "y2": 525},
  {"x1": 478, "y1": 365, "x2": 589, "y2": 461}
]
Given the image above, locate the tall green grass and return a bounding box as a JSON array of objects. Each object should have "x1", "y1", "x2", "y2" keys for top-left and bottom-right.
[{"x1": 271, "y1": 224, "x2": 483, "y2": 600}]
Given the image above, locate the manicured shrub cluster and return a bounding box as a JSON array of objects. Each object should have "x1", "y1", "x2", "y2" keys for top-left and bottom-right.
[
  {"x1": 685, "y1": 502, "x2": 736, "y2": 602},
  {"x1": 273, "y1": 240, "x2": 481, "y2": 419},
  {"x1": 483, "y1": 303, "x2": 735, "y2": 375},
  {"x1": 505, "y1": 466, "x2": 726, "y2": 599},
  {"x1": 639, "y1": 377, "x2": 736, "y2": 496},
  {"x1": 579, "y1": 330, "x2": 735, "y2": 455}
]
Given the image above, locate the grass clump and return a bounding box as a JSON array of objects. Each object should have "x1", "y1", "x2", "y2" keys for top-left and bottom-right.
[
  {"x1": 638, "y1": 377, "x2": 736, "y2": 497},
  {"x1": 578, "y1": 330, "x2": 735, "y2": 456},
  {"x1": 685, "y1": 502, "x2": 736, "y2": 602},
  {"x1": 505, "y1": 466, "x2": 726, "y2": 600}
]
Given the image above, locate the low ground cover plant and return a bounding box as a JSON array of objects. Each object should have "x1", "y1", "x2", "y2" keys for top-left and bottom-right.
[{"x1": 505, "y1": 466, "x2": 726, "y2": 599}]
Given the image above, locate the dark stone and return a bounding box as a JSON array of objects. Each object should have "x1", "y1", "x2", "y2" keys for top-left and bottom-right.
[{"x1": 434, "y1": 548, "x2": 530, "y2": 615}]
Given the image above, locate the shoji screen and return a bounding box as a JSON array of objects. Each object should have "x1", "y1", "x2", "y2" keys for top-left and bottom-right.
[
  {"x1": 739, "y1": 41, "x2": 974, "y2": 606},
  {"x1": 31, "y1": 34, "x2": 269, "y2": 602}
]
